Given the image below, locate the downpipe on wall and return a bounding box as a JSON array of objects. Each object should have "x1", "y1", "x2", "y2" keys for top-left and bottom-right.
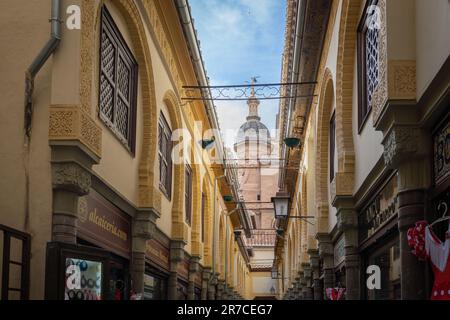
[{"x1": 23, "y1": 0, "x2": 62, "y2": 231}]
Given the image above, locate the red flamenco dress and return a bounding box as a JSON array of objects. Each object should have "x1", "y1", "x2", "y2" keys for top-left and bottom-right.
[{"x1": 407, "y1": 220, "x2": 450, "y2": 300}]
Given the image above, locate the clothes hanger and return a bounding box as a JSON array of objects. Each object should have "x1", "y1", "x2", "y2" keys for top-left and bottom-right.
[{"x1": 429, "y1": 201, "x2": 449, "y2": 228}]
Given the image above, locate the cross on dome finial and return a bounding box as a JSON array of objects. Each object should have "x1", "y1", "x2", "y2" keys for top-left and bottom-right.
[
  {"x1": 247, "y1": 76, "x2": 260, "y2": 120},
  {"x1": 250, "y1": 76, "x2": 259, "y2": 97}
]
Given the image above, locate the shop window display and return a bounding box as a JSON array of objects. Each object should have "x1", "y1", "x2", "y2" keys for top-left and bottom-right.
[
  {"x1": 144, "y1": 273, "x2": 167, "y2": 300},
  {"x1": 65, "y1": 258, "x2": 102, "y2": 300},
  {"x1": 365, "y1": 239, "x2": 401, "y2": 300}
]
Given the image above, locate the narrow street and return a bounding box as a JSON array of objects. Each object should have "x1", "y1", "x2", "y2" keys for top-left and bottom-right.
[{"x1": 0, "y1": 0, "x2": 449, "y2": 305}]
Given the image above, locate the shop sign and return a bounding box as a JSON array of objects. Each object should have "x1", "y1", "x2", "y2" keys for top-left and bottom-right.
[
  {"x1": 77, "y1": 189, "x2": 131, "y2": 259},
  {"x1": 359, "y1": 174, "x2": 398, "y2": 241},
  {"x1": 145, "y1": 239, "x2": 170, "y2": 271},
  {"x1": 334, "y1": 236, "x2": 345, "y2": 266},
  {"x1": 434, "y1": 118, "x2": 450, "y2": 185}
]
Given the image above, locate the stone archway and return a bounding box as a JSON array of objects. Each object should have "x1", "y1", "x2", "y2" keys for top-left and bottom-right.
[
  {"x1": 163, "y1": 90, "x2": 186, "y2": 242},
  {"x1": 315, "y1": 69, "x2": 335, "y2": 233},
  {"x1": 79, "y1": 0, "x2": 162, "y2": 296},
  {"x1": 191, "y1": 164, "x2": 202, "y2": 258},
  {"x1": 334, "y1": 0, "x2": 362, "y2": 195},
  {"x1": 218, "y1": 215, "x2": 225, "y2": 276},
  {"x1": 202, "y1": 177, "x2": 213, "y2": 267},
  {"x1": 86, "y1": 0, "x2": 161, "y2": 211}
]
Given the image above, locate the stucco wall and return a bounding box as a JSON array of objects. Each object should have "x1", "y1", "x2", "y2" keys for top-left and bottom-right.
[
  {"x1": 416, "y1": 0, "x2": 450, "y2": 99},
  {"x1": 0, "y1": 0, "x2": 55, "y2": 299},
  {"x1": 92, "y1": 2, "x2": 143, "y2": 207}
]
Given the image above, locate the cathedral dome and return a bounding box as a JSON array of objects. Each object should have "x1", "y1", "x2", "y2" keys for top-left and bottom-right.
[
  {"x1": 234, "y1": 78, "x2": 271, "y2": 148},
  {"x1": 235, "y1": 119, "x2": 271, "y2": 145}
]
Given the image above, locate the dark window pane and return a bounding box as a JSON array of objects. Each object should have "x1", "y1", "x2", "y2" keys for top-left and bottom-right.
[{"x1": 99, "y1": 6, "x2": 137, "y2": 151}]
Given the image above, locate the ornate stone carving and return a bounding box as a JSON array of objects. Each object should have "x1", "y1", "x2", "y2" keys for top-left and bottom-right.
[
  {"x1": 336, "y1": 209, "x2": 358, "y2": 233},
  {"x1": 142, "y1": 1, "x2": 184, "y2": 97},
  {"x1": 372, "y1": 0, "x2": 417, "y2": 125},
  {"x1": 52, "y1": 162, "x2": 91, "y2": 195},
  {"x1": 371, "y1": 0, "x2": 388, "y2": 124},
  {"x1": 383, "y1": 126, "x2": 419, "y2": 168},
  {"x1": 80, "y1": 111, "x2": 102, "y2": 154},
  {"x1": 334, "y1": 172, "x2": 354, "y2": 196},
  {"x1": 388, "y1": 60, "x2": 416, "y2": 99},
  {"x1": 80, "y1": 0, "x2": 95, "y2": 115},
  {"x1": 49, "y1": 105, "x2": 102, "y2": 157}
]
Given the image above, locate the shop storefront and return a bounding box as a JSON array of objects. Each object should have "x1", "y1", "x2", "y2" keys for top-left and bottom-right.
[
  {"x1": 333, "y1": 234, "x2": 346, "y2": 293},
  {"x1": 45, "y1": 189, "x2": 132, "y2": 300},
  {"x1": 144, "y1": 238, "x2": 170, "y2": 300},
  {"x1": 423, "y1": 112, "x2": 450, "y2": 299},
  {"x1": 358, "y1": 172, "x2": 400, "y2": 300}
]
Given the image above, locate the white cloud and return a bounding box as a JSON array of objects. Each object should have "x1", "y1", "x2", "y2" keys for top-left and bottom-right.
[
  {"x1": 215, "y1": 100, "x2": 247, "y2": 148},
  {"x1": 189, "y1": 0, "x2": 286, "y2": 148}
]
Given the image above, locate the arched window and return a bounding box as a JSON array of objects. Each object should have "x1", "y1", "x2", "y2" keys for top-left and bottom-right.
[
  {"x1": 99, "y1": 6, "x2": 138, "y2": 151},
  {"x1": 357, "y1": 0, "x2": 380, "y2": 131},
  {"x1": 158, "y1": 113, "x2": 172, "y2": 199},
  {"x1": 329, "y1": 111, "x2": 336, "y2": 182}
]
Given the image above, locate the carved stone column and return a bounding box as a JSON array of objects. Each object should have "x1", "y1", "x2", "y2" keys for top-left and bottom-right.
[
  {"x1": 382, "y1": 126, "x2": 430, "y2": 299},
  {"x1": 297, "y1": 271, "x2": 304, "y2": 300},
  {"x1": 317, "y1": 233, "x2": 334, "y2": 299},
  {"x1": 49, "y1": 107, "x2": 101, "y2": 244},
  {"x1": 131, "y1": 209, "x2": 158, "y2": 295},
  {"x1": 302, "y1": 263, "x2": 313, "y2": 300},
  {"x1": 292, "y1": 278, "x2": 299, "y2": 300},
  {"x1": 207, "y1": 273, "x2": 218, "y2": 300},
  {"x1": 201, "y1": 267, "x2": 212, "y2": 300},
  {"x1": 168, "y1": 240, "x2": 185, "y2": 300},
  {"x1": 187, "y1": 256, "x2": 200, "y2": 300},
  {"x1": 335, "y1": 197, "x2": 360, "y2": 300},
  {"x1": 216, "y1": 279, "x2": 225, "y2": 300},
  {"x1": 52, "y1": 162, "x2": 92, "y2": 244},
  {"x1": 309, "y1": 249, "x2": 322, "y2": 300}
]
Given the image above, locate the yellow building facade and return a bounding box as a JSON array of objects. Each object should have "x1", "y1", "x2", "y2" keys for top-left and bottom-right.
[
  {"x1": 0, "y1": 0, "x2": 252, "y2": 300},
  {"x1": 276, "y1": 0, "x2": 450, "y2": 300}
]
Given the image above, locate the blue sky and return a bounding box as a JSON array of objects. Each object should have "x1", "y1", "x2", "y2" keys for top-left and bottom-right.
[{"x1": 189, "y1": 0, "x2": 286, "y2": 148}]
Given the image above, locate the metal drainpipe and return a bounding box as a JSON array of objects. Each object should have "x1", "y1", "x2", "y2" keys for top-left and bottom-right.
[{"x1": 25, "y1": 0, "x2": 62, "y2": 138}]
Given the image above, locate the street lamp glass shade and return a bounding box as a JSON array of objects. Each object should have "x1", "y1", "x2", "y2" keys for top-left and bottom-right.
[
  {"x1": 271, "y1": 192, "x2": 290, "y2": 218},
  {"x1": 271, "y1": 271, "x2": 278, "y2": 279}
]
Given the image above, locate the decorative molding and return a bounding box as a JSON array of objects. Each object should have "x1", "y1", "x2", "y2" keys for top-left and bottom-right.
[
  {"x1": 84, "y1": 1, "x2": 161, "y2": 211},
  {"x1": 372, "y1": 0, "x2": 388, "y2": 124},
  {"x1": 372, "y1": 1, "x2": 417, "y2": 126},
  {"x1": 334, "y1": 0, "x2": 360, "y2": 178},
  {"x1": 382, "y1": 126, "x2": 419, "y2": 168},
  {"x1": 49, "y1": 105, "x2": 102, "y2": 157},
  {"x1": 334, "y1": 172, "x2": 354, "y2": 196},
  {"x1": 388, "y1": 60, "x2": 416, "y2": 99},
  {"x1": 80, "y1": 0, "x2": 95, "y2": 115},
  {"x1": 52, "y1": 162, "x2": 91, "y2": 195},
  {"x1": 142, "y1": 0, "x2": 184, "y2": 97},
  {"x1": 336, "y1": 208, "x2": 358, "y2": 233}
]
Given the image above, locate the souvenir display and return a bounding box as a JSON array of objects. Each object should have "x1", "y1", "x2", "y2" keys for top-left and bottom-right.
[
  {"x1": 325, "y1": 287, "x2": 346, "y2": 300},
  {"x1": 407, "y1": 218, "x2": 450, "y2": 300}
]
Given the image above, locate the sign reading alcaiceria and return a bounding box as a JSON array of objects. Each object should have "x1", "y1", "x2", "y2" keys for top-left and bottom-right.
[{"x1": 77, "y1": 189, "x2": 131, "y2": 258}]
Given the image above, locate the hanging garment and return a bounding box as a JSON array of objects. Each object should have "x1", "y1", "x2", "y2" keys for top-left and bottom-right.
[
  {"x1": 407, "y1": 220, "x2": 450, "y2": 300},
  {"x1": 325, "y1": 287, "x2": 346, "y2": 300}
]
